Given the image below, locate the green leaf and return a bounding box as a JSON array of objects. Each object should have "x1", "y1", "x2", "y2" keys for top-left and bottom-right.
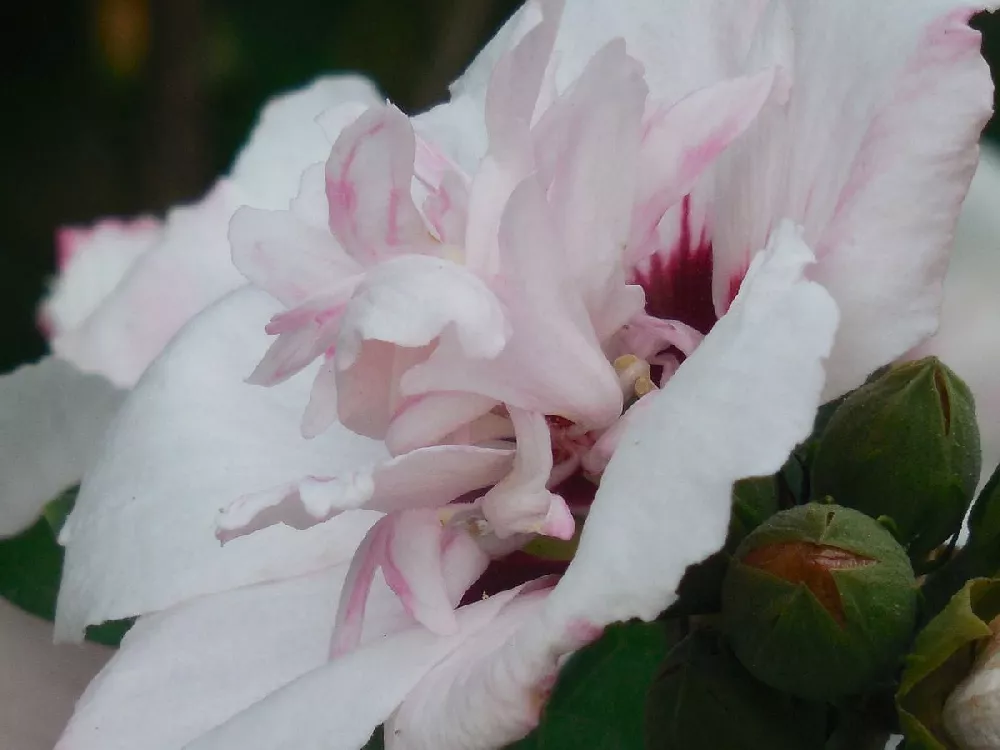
[
  {"x1": 0, "y1": 509, "x2": 133, "y2": 647},
  {"x1": 897, "y1": 578, "x2": 1000, "y2": 749},
  {"x1": 505, "y1": 620, "x2": 676, "y2": 749},
  {"x1": 644, "y1": 629, "x2": 827, "y2": 750},
  {"x1": 0, "y1": 515, "x2": 62, "y2": 620}
]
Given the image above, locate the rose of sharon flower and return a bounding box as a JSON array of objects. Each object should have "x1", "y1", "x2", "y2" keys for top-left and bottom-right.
[
  {"x1": 49, "y1": 1, "x2": 993, "y2": 749},
  {"x1": 0, "y1": 76, "x2": 381, "y2": 539}
]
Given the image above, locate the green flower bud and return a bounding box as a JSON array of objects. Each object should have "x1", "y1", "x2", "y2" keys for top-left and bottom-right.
[
  {"x1": 811, "y1": 358, "x2": 981, "y2": 563},
  {"x1": 644, "y1": 630, "x2": 827, "y2": 750},
  {"x1": 722, "y1": 503, "x2": 918, "y2": 700}
]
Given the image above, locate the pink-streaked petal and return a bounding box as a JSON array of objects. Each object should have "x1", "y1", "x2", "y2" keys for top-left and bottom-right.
[
  {"x1": 55, "y1": 566, "x2": 406, "y2": 750},
  {"x1": 463, "y1": 0, "x2": 562, "y2": 275},
  {"x1": 230, "y1": 75, "x2": 381, "y2": 211},
  {"x1": 217, "y1": 444, "x2": 514, "y2": 541},
  {"x1": 42, "y1": 218, "x2": 161, "y2": 339},
  {"x1": 714, "y1": 3, "x2": 995, "y2": 398},
  {"x1": 627, "y1": 68, "x2": 778, "y2": 267},
  {"x1": 246, "y1": 318, "x2": 341, "y2": 387},
  {"x1": 0, "y1": 600, "x2": 109, "y2": 750},
  {"x1": 55, "y1": 289, "x2": 387, "y2": 641},
  {"x1": 404, "y1": 178, "x2": 622, "y2": 429},
  {"x1": 0, "y1": 357, "x2": 124, "y2": 538},
  {"x1": 530, "y1": 39, "x2": 647, "y2": 321},
  {"x1": 382, "y1": 511, "x2": 460, "y2": 637},
  {"x1": 423, "y1": 171, "x2": 470, "y2": 246},
  {"x1": 621, "y1": 313, "x2": 705, "y2": 361},
  {"x1": 482, "y1": 409, "x2": 574, "y2": 540},
  {"x1": 384, "y1": 392, "x2": 500, "y2": 455},
  {"x1": 183, "y1": 586, "x2": 530, "y2": 750},
  {"x1": 325, "y1": 105, "x2": 434, "y2": 264},
  {"x1": 229, "y1": 206, "x2": 363, "y2": 308},
  {"x1": 373, "y1": 223, "x2": 838, "y2": 750}
]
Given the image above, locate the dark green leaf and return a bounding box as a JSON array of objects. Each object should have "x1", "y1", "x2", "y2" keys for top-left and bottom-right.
[{"x1": 506, "y1": 620, "x2": 676, "y2": 749}]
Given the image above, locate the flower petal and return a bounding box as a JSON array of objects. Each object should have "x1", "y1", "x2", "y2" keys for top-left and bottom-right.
[
  {"x1": 0, "y1": 600, "x2": 109, "y2": 750},
  {"x1": 230, "y1": 75, "x2": 381, "y2": 210},
  {"x1": 182, "y1": 585, "x2": 531, "y2": 750},
  {"x1": 230, "y1": 206, "x2": 363, "y2": 309},
  {"x1": 0, "y1": 357, "x2": 124, "y2": 538},
  {"x1": 404, "y1": 178, "x2": 622, "y2": 429},
  {"x1": 54, "y1": 289, "x2": 386, "y2": 641},
  {"x1": 713, "y1": 2, "x2": 996, "y2": 397},
  {"x1": 379, "y1": 223, "x2": 839, "y2": 750},
  {"x1": 325, "y1": 105, "x2": 435, "y2": 264},
  {"x1": 56, "y1": 566, "x2": 405, "y2": 750},
  {"x1": 481, "y1": 409, "x2": 574, "y2": 540},
  {"x1": 217, "y1": 444, "x2": 514, "y2": 541},
  {"x1": 41, "y1": 218, "x2": 162, "y2": 339}
]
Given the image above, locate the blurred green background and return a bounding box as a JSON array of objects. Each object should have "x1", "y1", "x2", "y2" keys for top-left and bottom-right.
[{"x1": 1, "y1": 1, "x2": 999, "y2": 372}]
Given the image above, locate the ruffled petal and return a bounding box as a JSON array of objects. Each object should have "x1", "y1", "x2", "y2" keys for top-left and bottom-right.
[
  {"x1": 404, "y1": 178, "x2": 622, "y2": 429},
  {"x1": 217, "y1": 444, "x2": 514, "y2": 541},
  {"x1": 50, "y1": 182, "x2": 246, "y2": 387},
  {"x1": 0, "y1": 357, "x2": 124, "y2": 538},
  {"x1": 481, "y1": 409, "x2": 574, "y2": 540},
  {"x1": 0, "y1": 600, "x2": 109, "y2": 750},
  {"x1": 325, "y1": 105, "x2": 435, "y2": 264},
  {"x1": 40, "y1": 218, "x2": 162, "y2": 339},
  {"x1": 55, "y1": 289, "x2": 386, "y2": 641},
  {"x1": 230, "y1": 206, "x2": 362, "y2": 308}
]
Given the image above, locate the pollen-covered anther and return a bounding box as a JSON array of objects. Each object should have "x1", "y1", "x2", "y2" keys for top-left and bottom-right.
[{"x1": 613, "y1": 354, "x2": 657, "y2": 399}]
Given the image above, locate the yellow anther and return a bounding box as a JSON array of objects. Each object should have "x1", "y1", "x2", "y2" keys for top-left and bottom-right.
[{"x1": 634, "y1": 376, "x2": 657, "y2": 397}]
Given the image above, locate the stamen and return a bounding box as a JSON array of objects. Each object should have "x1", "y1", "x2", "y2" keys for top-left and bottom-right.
[{"x1": 613, "y1": 354, "x2": 658, "y2": 399}]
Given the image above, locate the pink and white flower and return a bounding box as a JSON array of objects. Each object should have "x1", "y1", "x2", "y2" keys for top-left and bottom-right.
[
  {"x1": 43, "y1": 1, "x2": 995, "y2": 749},
  {"x1": 0, "y1": 76, "x2": 382, "y2": 539}
]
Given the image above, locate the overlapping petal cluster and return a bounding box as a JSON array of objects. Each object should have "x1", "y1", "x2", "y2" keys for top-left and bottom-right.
[{"x1": 1, "y1": 1, "x2": 995, "y2": 749}]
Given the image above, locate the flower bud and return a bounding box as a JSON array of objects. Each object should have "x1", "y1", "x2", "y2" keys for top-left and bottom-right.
[
  {"x1": 811, "y1": 358, "x2": 981, "y2": 564},
  {"x1": 943, "y1": 617, "x2": 1000, "y2": 749},
  {"x1": 722, "y1": 503, "x2": 917, "y2": 700},
  {"x1": 644, "y1": 630, "x2": 827, "y2": 750}
]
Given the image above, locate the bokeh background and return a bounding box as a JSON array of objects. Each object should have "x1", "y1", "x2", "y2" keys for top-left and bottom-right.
[{"x1": 2, "y1": 1, "x2": 1000, "y2": 373}]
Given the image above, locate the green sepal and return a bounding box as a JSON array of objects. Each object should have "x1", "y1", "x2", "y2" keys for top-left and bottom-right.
[
  {"x1": 896, "y1": 578, "x2": 1000, "y2": 749},
  {"x1": 644, "y1": 629, "x2": 828, "y2": 750},
  {"x1": 506, "y1": 620, "x2": 676, "y2": 749}
]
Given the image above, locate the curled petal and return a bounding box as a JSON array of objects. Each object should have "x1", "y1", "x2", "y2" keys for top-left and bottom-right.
[
  {"x1": 325, "y1": 105, "x2": 435, "y2": 264},
  {"x1": 217, "y1": 444, "x2": 514, "y2": 542},
  {"x1": 481, "y1": 409, "x2": 575, "y2": 540}
]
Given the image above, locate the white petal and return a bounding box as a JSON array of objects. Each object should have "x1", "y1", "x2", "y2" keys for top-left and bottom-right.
[
  {"x1": 55, "y1": 289, "x2": 386, "y2": 641},
  {"x1": 712, "y1": 2, "x2": 996, "y2": 397},
  {"x1": 56, "y1": 566, "x2": 407, "y2": 750},
  {"x1": 0, "y1": 357, "x2": 124, "y2": 538},
  {"x1": 230, "y1": 75, "x2": 381, "y2": 210},
  {"x1": 0, "y1": 600, "x2": 109, "y2": 750},
  {"x1": 183, "y1": 586, "x2": 529, "y2": 750},
  {"x1": 41, "y1": 218, "x2": 162, "y2": 339}
]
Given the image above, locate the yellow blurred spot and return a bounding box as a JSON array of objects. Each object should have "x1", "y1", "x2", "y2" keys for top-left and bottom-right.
[{"x1": 96, "y1": 0, "x2": 149, "y2": 78}]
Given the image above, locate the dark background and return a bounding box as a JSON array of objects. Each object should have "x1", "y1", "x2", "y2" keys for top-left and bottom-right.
[{"x1": 1, "y1": 1, "x2": 998, "y2": 372}]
